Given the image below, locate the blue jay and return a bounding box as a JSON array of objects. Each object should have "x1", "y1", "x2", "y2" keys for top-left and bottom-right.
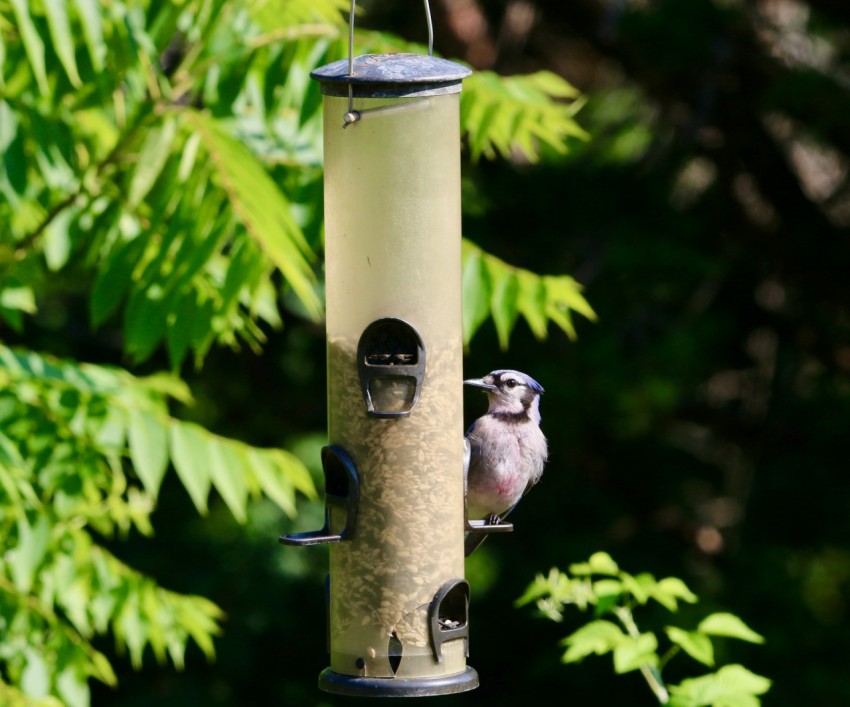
[{"x1": 463, "y1": 370, "x2": 548, "y2": 555}]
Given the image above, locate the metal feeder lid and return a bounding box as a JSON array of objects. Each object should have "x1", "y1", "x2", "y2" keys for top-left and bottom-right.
[{"x1": 311, "y1": 53, "x2": 472, "y2": 98}]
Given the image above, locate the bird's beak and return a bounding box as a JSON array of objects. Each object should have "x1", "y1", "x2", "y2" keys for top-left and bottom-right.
[{"x1": 464, "y1": 377, "x2": 498, "y2": 392}]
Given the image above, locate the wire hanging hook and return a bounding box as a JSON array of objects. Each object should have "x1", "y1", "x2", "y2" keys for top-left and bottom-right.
[
  {"x1": 424, "y1": 0, "x2": 434, "y2": 57},
  {"x1": 343, "y1": 0, "x2": 435, "y2": 127}
]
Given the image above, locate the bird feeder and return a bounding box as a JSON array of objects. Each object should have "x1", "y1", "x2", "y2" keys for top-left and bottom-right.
[{"x1": 280, "y1": 8, "x2": 479, "y2": 697}]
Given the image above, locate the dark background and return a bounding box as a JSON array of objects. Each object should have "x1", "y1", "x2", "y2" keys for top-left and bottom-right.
[{"x1": 91, "y1": 0, "x2": 850, "y2": 704}]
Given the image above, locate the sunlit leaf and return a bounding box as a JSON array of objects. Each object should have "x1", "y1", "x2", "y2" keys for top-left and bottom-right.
[
  {"x1": 698, "y1": 613, "x2": 765, "y2": 644},
  {"x1": 10, "y1": 515, "x2": 51, "y2": 592},
  {"x1": 90, "y1": 236, "x2": 147, "y2": 326},
  {"x1": 169, "y1": 421, "x2": 212, "y2": 514},
  {"x1": 9, "y1": 0, "x2": 49, "y2": 95},
  {"x1": 56, "y1": 664, "x2": 90, "y2": 707},
  {"x1": 461, "y1": 241, "x2": 492, "y2": 342},
  {"x1": 667, "y1": 626, "x2": 715, "y2": 667},
  {"x1": 128, "y1": 409, "x2": 169, "y2": 498},
  {"x1": 651, "y1": 576, "x2": 698, "y2": 611},
  {"x1": 208, "y1": 438, "x2": 248, "y2": 523},
  {"x1": 613, "y1": 631, "x2": 658, "y2": 674},
  {"x1": 21, "y1": 647, "x2": 50, "y2": 699},
  {"x1": 247, "y1": 449, "x2": 297, "y2": 516},
  {"x1": 588, "y1": 551, "x2": 619, "y2": 575},
  {"x1": 71, "y1": 0, "x2": 106, "y2": 72},
  {"x1": 668, "y1": 664, "x2": 772, "y2": 707},
  {"x1": 43, "y1": 203, "x2": 76, "y2": 271},
  {"x1": 516, "y1": 270, "x2": 548, "y2": 339},
  {"x1": 115, "y1": 596, "x2": 148, "y2": 669},
  {"x1": 127, "y1": 117, "x2": 178, "y2": 209},
  {"x1": 620, "y1": 571, "x2": 653, "y2": 605},
  {"x1": 44, "y1": 0, "x2": 82, "y2": 87},
  {"x1": 561, "y1": 620, "x2": 626, "y2": 663},
  {"x1": 592, "y1": 578, "x2": 623, "y2": 601},
  {"x1": 0, "y1": 286, "x2": 37, "y2": 314},
  {"x1": 487, "y1": 257, "x2": 520, "y2": 349}
]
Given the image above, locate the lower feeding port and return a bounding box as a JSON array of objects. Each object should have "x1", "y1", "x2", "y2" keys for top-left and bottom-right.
[{"x1": 319, "y1": 667, "x2": 479, "y2": 697}]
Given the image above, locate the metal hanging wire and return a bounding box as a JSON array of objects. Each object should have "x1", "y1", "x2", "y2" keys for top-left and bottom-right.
[{"x1": 345, "y1": 0, "x2": 435, "y2": 118}]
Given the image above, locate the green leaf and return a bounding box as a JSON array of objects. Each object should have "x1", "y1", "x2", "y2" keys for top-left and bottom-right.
[
  {"x1": 176, "y1": 594, "x2": 223, "y2": 661},
  {"x1": 208, "y1": 438, "x2": 248, "y2": 523},
  {"x1": 166, "y1": 289, "x2": 200, "y2": 369},
  {"x1": 561, "y1": 620, "x2": 626, "y2": 663},
  {"x1": 461, "y1": 242, "x2": 491, "y2": 342},
  {"x1": 528, "y1": 70, "x2": 582, "y2": 99},
  {"x1": 592, "y1": 578, "x2": 623, "y2": 599},
  {"x1": 43, "y1": 203, "x2": 76, "y2": 271},
  {"x1": 128, "y1": 409, "x2": 169, "y2": 498},
  {"x1": 666, "y1": 626, "x2": 715, "y2": 667},
  {"x1": 90, "y1": 236, "x2": 147, "y2": 326},
  {"x1": 123, "y1": 286, "x2": 169, "y2": 362},
  {"x1": 21, "y1": 647, "x2": 50, "y2": 698},
  {"x1": 515, "y1": 567, "x2": 572, "y2": 610},
  {"x1": 620, "y1": 571, "x2": 654, "y2": 604},
  {"x1": 9, "y1": 0, "x2": 49, "y2": 95},
  {"x1": 0, "y1": 286, "x2": 37, "y2": 314},
  {"x1": 44, "y1": 0, "x2": 82, "y2": 87},
  {"x1": 516, "y1": 270, "x2": 548, "y2": 339},
  {"x1": 246, "y1": 449, "x2": 306, "y2": 516},
  {"x1": 651, "y1": 576, "x2": 698, "y2": 611},
  {"x1": 569, "y1": 552, "x2": 619, "y2": 577},
  {"x1": 0, "y1": 30, "x2": 6, "y2": 93},
  {"x1": 612, "y1": 631, "x2": 658, "y2": 674},
  {"x1": 10, "y1": 515, "x2": 51, "y2": 592},
  {"x1": 668, "y1": 665, "x2": 772, "y2": 707},
  {"x1": 115, "y1": 595, "x2": 148, "y2": 669},
  {"x1": 89, "y1": 651, "x2": 117, "y2": 687},
  {"x1": 169, "y1": 421, "x2": 212, "y2": 514},
  {"x1": 127, "y1": 117, "x2": 178, "y2": 208},
  {"x1": 588, "y1": 551, "x2": 619, "y2": 575},
  {"x1": 56, "y1": 664, "x2": 90, "y2": 707},
  {"x1": 697, "y1": 613, "x2": 765, "y2": 644},
  {"x1": 185, "y1": 110, "x2": 322, "y2": 321},
  {"x1": 72, "y1": 0, "x2": 106, "y2": 72},
  {"x1": 487, "y1": 258, "x2": 519, "y2": 350}
]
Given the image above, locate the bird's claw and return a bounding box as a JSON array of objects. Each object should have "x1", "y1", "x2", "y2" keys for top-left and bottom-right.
[{"x1": 485, "y1": 513, "x2": 502, "y2": 525}]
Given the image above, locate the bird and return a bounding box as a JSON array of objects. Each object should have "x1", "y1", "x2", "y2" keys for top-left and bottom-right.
[{"x1": 462, "y1": 369, "x2": 548, "y2": 555}]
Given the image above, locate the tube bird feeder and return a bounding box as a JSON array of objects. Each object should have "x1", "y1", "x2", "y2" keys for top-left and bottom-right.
[{"x1": 280, "y1": 33, "x2": 477, "y2": 698}]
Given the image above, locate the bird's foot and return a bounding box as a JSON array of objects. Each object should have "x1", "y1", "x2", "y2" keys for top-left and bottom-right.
[{"x1": 485, "y1": 513, "x2": 502, "y2": 525}]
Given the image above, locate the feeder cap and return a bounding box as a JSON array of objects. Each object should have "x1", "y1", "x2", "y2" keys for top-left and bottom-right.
[{"x1": 311, "y1": 53, "x2": 472, "y2": 98}]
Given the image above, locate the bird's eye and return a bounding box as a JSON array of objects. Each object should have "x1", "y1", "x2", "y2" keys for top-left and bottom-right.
[{"x1": 505, "y1": 379, "x2": 518, "y2": 388}]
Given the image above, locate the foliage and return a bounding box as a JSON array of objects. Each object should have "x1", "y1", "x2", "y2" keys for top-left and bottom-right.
[
  {"x1": 462, "y1": 239, "x2": 596, "y2": 349},
  {"x1": 0, "y1": 342, "x2": 314, "y2": 704},
  {"x1": 0, "y1": 0, "x2": 592, "y2": 703},
  {"x1": 462, "y1": 69, "x2": 588, "y2": 162},
  {"x1": 518, "y1": 553, "x2": 770, "y2": 706}
]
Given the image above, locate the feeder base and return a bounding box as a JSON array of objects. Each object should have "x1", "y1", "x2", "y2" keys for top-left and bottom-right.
[{"x1": 318, "y1": 666, "x2": 479, "y2": 697}]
